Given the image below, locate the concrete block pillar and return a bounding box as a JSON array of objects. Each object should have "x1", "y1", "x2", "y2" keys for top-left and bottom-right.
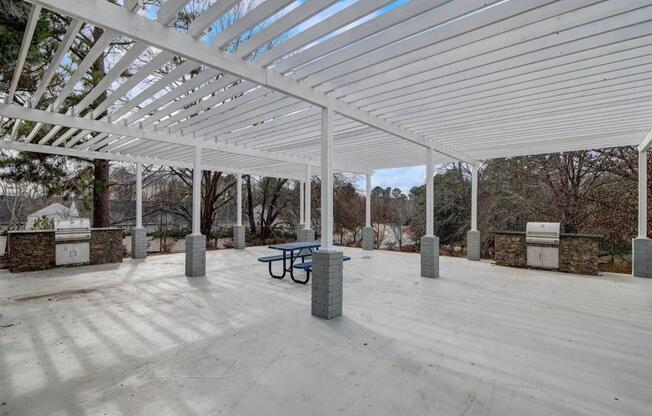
[
  {"x1": 185, "y1": 234, "x2": 206, "y2": 277},
  {"x1": 131, "y1": 227, "x2": 147, "y2": 259},
  {"x1": 311, "y1": 250, "x2": 343, "y2": 320},
  {"x1": 467, "y1": 230, "x2": 480, "y2": 261},
  {"x1": 296, "y1": 223, "x2": 304, "y2": 240},
  {"x1": 421, "y1": 235, "x2": 439, "y2": 278},
  {"x1": 233, "y1": 225, "x2": 245, "y2": 250},
  {"x1": 299, "y1": 228, "x2": 315, "y2": 242},
  {"x1": 363, "y1": 226, "x2": 374, "y2": 250},
  {"x1": 633, "y1": 237, "x2": 652, "y2": 278}
]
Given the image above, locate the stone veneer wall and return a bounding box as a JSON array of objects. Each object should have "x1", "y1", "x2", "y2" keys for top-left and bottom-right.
[
  {"x1": 494, "y1": 232, "x2": 527, "y2": 268},
  {"x1": 559, "y1": 235, "x2": 600, "y2": 275},
  {"x1": 90, "y1": 228, "x2": 124, "y2": 265},
  {"x1": 8, "y1": 228, "x2": 123, "y2": 272},
  {"x1": 494, "y1": 231, "x2": 601, "y2": 276},
  {"x1": 8, "y1": 231, "x2": 55, "y2": 273}
]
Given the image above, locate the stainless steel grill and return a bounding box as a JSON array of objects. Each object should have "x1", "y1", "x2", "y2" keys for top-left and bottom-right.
[
  {"x1": 526, "y1": 222, "x2": 560, "y2": 269},
  {"x1": 54, "y1": 218, "x2": 91, "y2": 265}
]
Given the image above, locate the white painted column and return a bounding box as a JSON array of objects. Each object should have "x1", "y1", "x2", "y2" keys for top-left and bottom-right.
[
  {"x1": 299, "y1": 180, "x2": 305, "y2": 224},
  {"x1": 135, "y1": 162, "x2": 143, "y2": 229},
  {"x1": 321, "y1": 107, "x2": 334, "y2": 250},
  {"x1": 471, "y1": 163, "x2": 478, "y2": 231},
  {"x1": 365, "y1": 174, "x2": 371, "y2": 227},
  {"x1": 639, "y1": 149, "x2": 647, "y2": 238},
  {"x1": 192, "y1": 147, "x2": 202, "y2": 235},
  {"x1": 236, "y1": 173, "x2": 242, "y2": 226},
  {"x1": 304, "y1": 165, "x2": 311, "y2": 230},
  {"x1": 426, "y1": 147, "x2": 434, "y2": 236}
]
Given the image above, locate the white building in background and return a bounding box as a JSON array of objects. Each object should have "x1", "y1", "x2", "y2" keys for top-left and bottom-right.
[{"x1": 25, "y1": 201, "x2": 89, "y2": 230}]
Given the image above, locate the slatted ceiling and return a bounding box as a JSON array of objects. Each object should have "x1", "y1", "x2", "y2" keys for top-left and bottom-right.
[{"x1": 4, "y1": 0, "x2": 652, "y2": 176}]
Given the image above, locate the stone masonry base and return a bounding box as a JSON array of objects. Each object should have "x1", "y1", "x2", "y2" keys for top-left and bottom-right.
[
  {"x1": 467, "y1": 230, "x2": 480, "y2": 261},
  {"x1": 633, "y1": 237, "x2": 652, "y2": 278},
  {"x1": 311, "y1": 250, "x2": 343, "y2": 320},
  {"x1": 298, "y1": 228, "x2": 315, "y2": 243},
  {"x1": 131, "y1": 227, "x2": 147, "y2": 259},
  {"x1": 421, "y1": 235, "x2": 440, "y2": 278},
  {"x1": 362, "y1": 226, "x2": 374, "y2": 250},
  {"x1": 185, "y1": 234, "x2": 206, "y2": 277},
  {"x1": 233, "y1": 225, "x2": 245, "y2": 250}
]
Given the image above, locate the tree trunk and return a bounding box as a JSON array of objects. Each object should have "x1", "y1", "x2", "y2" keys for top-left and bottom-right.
[
  {"x1": 90, "y1": 27, "x2": 111, "y2": 228},
  {"x1": 246, "y1": 175, "x2": 256, "y2": 234},
  {"x1": 92, "y1": 159, "x2": 110, "y2": 227}
]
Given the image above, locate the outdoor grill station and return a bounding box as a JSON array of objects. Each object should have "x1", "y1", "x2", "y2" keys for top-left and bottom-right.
[{"x1": 495, "y1": 222, "x2": 601, "y2": 276}]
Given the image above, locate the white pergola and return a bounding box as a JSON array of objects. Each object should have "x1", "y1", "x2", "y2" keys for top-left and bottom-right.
[{"x1": 2, "y1": 0, "x2": 652, "y2": 315}]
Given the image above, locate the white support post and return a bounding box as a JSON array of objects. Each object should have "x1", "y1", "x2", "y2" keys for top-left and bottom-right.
[
  {"x1": 639, "y1": 149, "x2": 647, "y2": 239},
  {"x1": 320, "y1": 106, "x2": 334, "y2": 251},
  {"x1": 186, "y1": 146, "x2": 206, "y2": 276},
  {"x1": 136, "y1": 162, "x2": 143, "y2": 229},
  {"x1": 311, "y1": 106, "x2": 342, "y2": 320},
  {"x1": 299, "y1": 180, "x2": 305, "y2": 225},
  {"x1": 421, "y1": 146, "x2": 439, "y2": 277},
  {"x1": 131, "y1": 161, "x2": 146, "y2": 259},
  {"x1": 192, "y1": 146, "x2": 202, "y2": 236},
  {"x1": 467, "y1": 163, "x2": 481, "y2": 261},
  {"x1": 236, "y1": 173, "x2": 242, "y2": 226},
  {"x1": 365, "y1": 174, "x2": 371, "y2": 228},
  {"x1": 426, "y1": 147, "x2": 434, "y2": 236},
  {"x1": 633, "y1": 149, "x2": 652, "y2": 278},
  {"x1": 304, "y1": 165, "x2": 311, "y2": 230},
  {"x1": 471, "y1": 164, "x2": 478, "y2": 231}
]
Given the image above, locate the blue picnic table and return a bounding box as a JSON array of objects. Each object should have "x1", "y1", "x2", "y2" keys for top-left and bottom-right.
[
  {"x1": 258, "y1": 241, "x2": 322, "y2": 284},
  {"x1": 257, "y1": 241, "x2": 350, "y2": 285}
]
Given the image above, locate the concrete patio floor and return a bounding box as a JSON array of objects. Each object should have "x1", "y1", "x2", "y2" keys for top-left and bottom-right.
[{"x1": 1, "y1": 247, "x2": 651, "y2": 416}]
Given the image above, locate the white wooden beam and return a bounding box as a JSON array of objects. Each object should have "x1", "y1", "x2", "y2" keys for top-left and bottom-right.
[
  {"x1": 7, "y1": 5, "x2": 41, "y2": 104},
  {"x1": 638, "y1": 129, "x2": 652, "y2": 152},
  {"x1": 0, "y1": 102, "x2": 368, "y2": 173}
]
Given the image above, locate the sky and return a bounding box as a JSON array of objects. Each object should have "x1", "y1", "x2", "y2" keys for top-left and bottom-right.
[{"x1": 354, "y1": 166, "x2": 426, "y2": 195}]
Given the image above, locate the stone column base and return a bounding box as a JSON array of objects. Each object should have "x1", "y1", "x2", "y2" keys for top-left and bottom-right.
[
  {"x1": 632, "y1": 237, "x2": 652, "y2": 278},
  {"x1": 296, "y1": 223, "x2": 304, "y2": 240},
  {"x1": 233, "y1": 225, "x2": 245, "y2": 249},
  {"x1": 298, "y1": 228, "x2": 315, "y2": 242},
  {"x1": 467, "y1": 230, "x2": 480, "y2": 261},
  {"x1": 131, "y1": 227, "x2": 147, "y2": 259},
  {"x1": 312, "y1": 250, "x2": 343, "y2": 320},
  {"x1": 421, "y1": 235, "x2": 440, "y2": 278},
  {"x1": 362, "y1": 226, "x2": 374, "y2": 250},
  {"x1": 185, "y1": 234, "x2": 206, "y2": 277}
]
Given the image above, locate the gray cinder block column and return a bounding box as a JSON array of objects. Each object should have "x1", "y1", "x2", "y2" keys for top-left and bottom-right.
[
  {"x1": 185, "y1": 234, "x2": 206, "y2": 277},
  {"x1": 467, "y1": 230, "x2": 480, "y2": 261},
  {"x1": 633, "y1": 237, "x2": 652, "y2": 278},
  {"x1": 233, "y1": 225, "x2": 245, "y2": 249},
  {"x1": 296, "y1": 223, "x2": 304, "y2": 240},
  {"x1": 131, "y1": 227, "x2": 147, "y2": 259},
  {"x1": 362, "y1": 226, "x2": 374, "y2": 250},
  {"x1": 421, "y1": 235, "x2": 439, "y2": 278},
  {"x1": 299, "y1": 228, "x2": 315, "y2": 242},
  {"x1": 311, "y1": 250, "x2": 343, "y2": 319}
]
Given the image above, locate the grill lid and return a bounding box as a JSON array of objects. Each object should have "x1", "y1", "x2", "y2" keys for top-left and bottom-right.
[
  {"x1": 54, "y1": 218, "x2": 91, "y2": 241},
  {"x1": 526, "y1": 222, "x2": 560, "y2": 245}
]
